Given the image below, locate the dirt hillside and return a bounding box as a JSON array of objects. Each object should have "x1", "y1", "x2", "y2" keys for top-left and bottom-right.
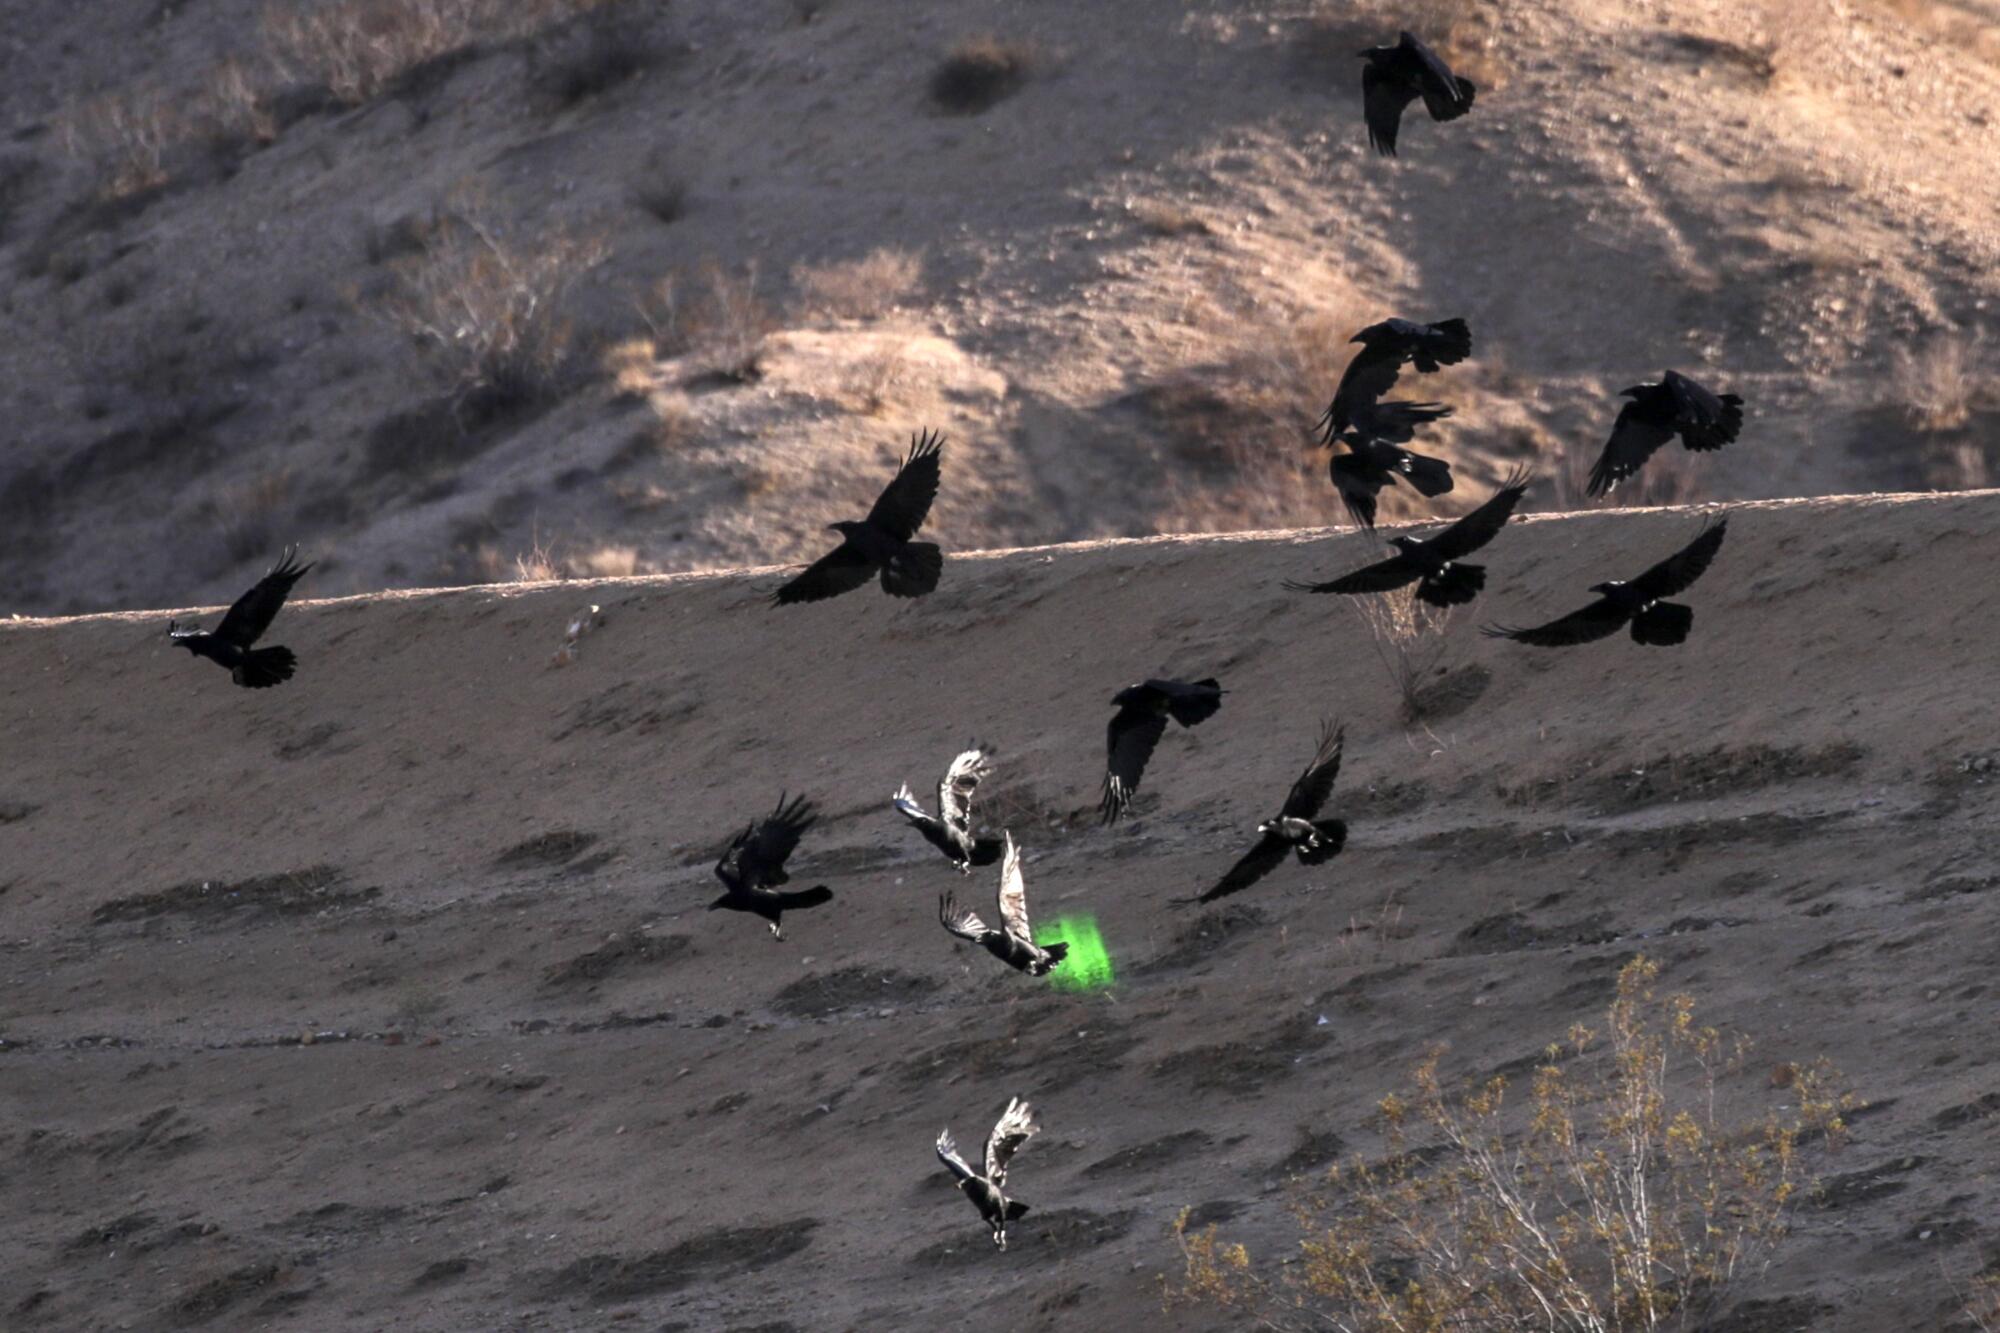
[
  {"x1": 4, "y1": 0, "x2": 2000, "y2": 616},
  {"x1": 3, "y1": 488, "x2": 1998, "y2": 1329}
]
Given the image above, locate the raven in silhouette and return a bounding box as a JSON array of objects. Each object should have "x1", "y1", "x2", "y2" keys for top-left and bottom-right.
[
  {"x1": 771, "y1": 430, "x2": 944, "y2": 605},
  {"x1": 1320, "y1": 318, "x2": 1472, "y2": 440},
  {"x1": 1285, "y1": 467, "x2": 1531, "y2": 606},
  {"x1": 936, "y1": 1097, "x2": 1039, "y2": 1250},
  {"x1": 1360, "y1": 31, "x2": 1476, "y2": 156},
  {"x1": 168, "y1": 548, "x2": 313, "y2": 688},
  {"x1": 709, "y1": 793, "x2": 831, "y2": 938},
  {"x1": 1483, "y1": 518, "x2": 1728, "y2": 648},
  {"x1": 940, "y1": 834, "x2": 1068, "y2": 976},
  {"x1": 1199, "y1": 720, "x2": 1347, "y2": 903},
  {"x1": 1101, "y1": 677, "x2": 1225, "y2": 823},
  {"x1": 1586, "y1": 371, "x2": 1744, "y2": 498},
  {"x1": 894, "y1": 746, "x2": 1004, "y2": 873},
  {"x1": 1316, "y1": 319, "x2": 1467, "y2": 530}
]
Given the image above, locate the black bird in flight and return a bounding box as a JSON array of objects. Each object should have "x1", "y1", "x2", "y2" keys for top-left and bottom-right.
[
  {"x1": 709, "y1": 793, "x2": 832, "y2": 939},
  {"x1": 168, "y1": 547, "x2": 313, "y2": 689},
  {"x1": 1101, "y1": 677, "x2": 1225, "y2": 823},
  {"x1": 1360, "y1": 31, "x2": 1476, "y2": 156},
  {"x1": 1285, "y1": 467, "x2": 1532, "y2": 607},
  {"x1": 893, "y1": 746, "x2": 1004, "y2": 873},
  {"x1": 1317, "y1": 319, "x2": 1468, "y2": 530},
  {"x1": 1483, "y1": 518, "x2": 1728, "y2": 648},
  {"x1": 939, "y1": 835, "x2": 1068, "y2": 976},
  {"x1": 1199, "y1": 720, "x2": 1348, "y2": 903},
  {"x1": 771, "y1": 430, "x2": 944, "y2": 605},
  {"x1": 1586, "y1": 371, "x2": 1744, "y2": 498},
  {"x1": 936, "y1": 1096, "x2": 1039, "y2": 1250}
]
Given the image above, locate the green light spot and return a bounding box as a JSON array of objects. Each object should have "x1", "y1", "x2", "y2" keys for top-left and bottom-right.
[{"x1": 1035, "y1": 914, "x2": 1114, "y2": 992}]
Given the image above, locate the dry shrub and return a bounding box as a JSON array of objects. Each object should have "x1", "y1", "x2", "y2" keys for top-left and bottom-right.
[
  {"x1": 534, "y1": 6, "x2": 654, "y2": 106},
  {"x1": 57, "y1": 88, "x2": 180, "y2": 199},
  {"x1": 371, "y1": 204, "x2": 607, "y2": 410},
  {"x1": 200, "y1": 57, "x2": 282, "y2": 147},
  {"x1": 262, "y1": 0, "x2": 615, "y2": 105},
  {"x1": 930, "y1": 35, "x2": 1033, "y2": 113},
  {"x1": 1350, "y1": 586, "x2": 1456, "y2": 723},
  {"x1": 214, "y1": 472, "x2": 295, "y2": 564},
  {"x1": 638, "y1": 261, "x2": 775, "y2": 384},
  {"x1": 847, "y1": 338, "x2": 912, "y2": 415},
  {"x1": 1317, "y1": 0, "x2": 1509, "y2": 91},
  {"x1": 1958, "y1": 1267, "x2": 2000, "y2": 1332},
  {"x1": 1891, "y1": 333, "x2": 1994, "y2": 433},
  {"x1": 1171, "y1": 957, "x2": 1850, "y2": 1332},
  {"x1": 1149, "y1": 287, "x2": 1375, "y2": 534},
  {"x1": 792, "y1": 247, "x2": 923, "y2": 321},
  {"x1": 1128, "y1": 199, "x2": 1212, "y2": 237}
]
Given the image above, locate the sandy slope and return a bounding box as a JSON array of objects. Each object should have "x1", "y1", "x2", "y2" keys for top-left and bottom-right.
[
  {"x1": 4, "y1": 0, "x2": 2000, "y2": 616},
  {"x1": 3, "y1": 490, "x2": 1998, "y2": 1330}
]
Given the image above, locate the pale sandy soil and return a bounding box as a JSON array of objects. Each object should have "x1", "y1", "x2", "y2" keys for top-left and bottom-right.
[
  {"x1": 3, "y1": 0, "x2": 1999, "y2": 615},
  {"x1": 2, "y1": 489, "x2": 1997, "y2": 1330}
]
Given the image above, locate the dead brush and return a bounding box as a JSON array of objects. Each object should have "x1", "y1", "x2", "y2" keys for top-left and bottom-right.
[
  {"x1": 1348, "y1": 587, "x2": 1458, "y2": 724},
  {"x1": 792, "y1": 247, "x2": 924, "y2": 322},
  {"x1": 638, "y1": 261, "x2": 776, "y2": 384},
  {"x1": 1169, "y1": 956, "x2": 1852, "y2": 1332},
  {"x1": 370, "y1": 204, "x2": 606, "y2": 413},
  {"x1": 1891, "y1": 332, "x2": 1994, "y2": 433},
  {"x1": 57, "y1": 87, "x2": 181, "y2": 200},
  {"x1": 1543, "y1": 430, "x2": 1703, "y2": 511}
]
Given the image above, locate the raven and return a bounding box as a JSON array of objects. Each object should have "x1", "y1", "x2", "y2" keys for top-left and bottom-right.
[
  {"x1": 1319, "y1": 318, "x2": 1473, "y2": 441},
  {"x1": 1285, "y1": 467, "x2": 1531, "y2": 607},
  {"x1": 893, "y1": 746, "x2": 1004, "y2": 873},
  {"x1": 771, "y1": 430, "x2": 944, "y2": 605},
  {"x1": 1199, "y1": 720, "x2": 1347, "y2": 903},
  {"x1": 1315, "y1": 322, "x2": 1466, "y2": 531},
  {"x1": 709, "y1": 792, "x2": 832, "y2": 939},
  {"x1": 1101, "y1": 677, "x2": 1226, "y2": 823},
  {"x1": 939, "y1": 834, "x2": 1068, "y2": 976},
  {"x1": 1483, "y1": 518, "x2": 1728, "y2": 648},
  {"x1": 168, "y1": 547, "x2": 313, "y2": 688},
  {"x1": 936, "y1": 1097, "x2": 1039, "y2": 1250},
  {"x1": 1360, "y1": 31, "x2": 1476, "y2": 157},
  {"x1": 1586, "y1": 371, "x2": 1744, "y2": 498}
]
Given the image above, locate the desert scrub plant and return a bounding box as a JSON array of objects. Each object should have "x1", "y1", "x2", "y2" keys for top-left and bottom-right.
[
  {"x1": 929, "y1": 35, "x2": 1033, "y2": 113},
  {"x1": 1169, "y1": 956, "x2": 1850, "y2": 1332},
  {"x1": 1891, "y1": 332, "x2": 1994, "y2": 433},
  {"x1": 1349, "y1": 586, "x2": 1458, "y2": 723},
  {"x1": 637, "y1": 261, "x2": 775, "y2": 384},
  {"x1": 56, "y1": 86, "x2": 181, "y2": 200},
  {"x1": 792, "y1": 247, "x2": 923, "y2": 321},
  {"x1": 371, "y1": 204, "x2": 607, "y2": 413}
]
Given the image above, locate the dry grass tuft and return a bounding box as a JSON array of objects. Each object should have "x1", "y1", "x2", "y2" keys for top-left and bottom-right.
[
  {"x1": 1349, "y1": 588, "x2": 1458, "y2": 724},
  {"x1": 57, "y1": 88, "x2": 180, "y2": 200},
  {"x1": 370, "y1": 203, "x2": 607, "y2": 412},
  {"x1": 1891, "y1": 333, "x2": 1995, "y2": 433},
  {"x1": 846, "y1": 338, "x2": 913, "y2": 415},
  {"x1": 929, "y1": 35, "x2": 1034, "y2": 114},
  {"x1": 214, "y1": 472, "x2": 296, "y2": 565},
  {"x1": 792, "y1": 248, "x2": 924, "y2": 322},
  {"x1": 1543, "y1": 429, "x2": 1704, "y2": 512},
  {"x1": 639, "y1": 261, "x2": 776, "y2": 384},
  {"x1": 1170, "y1": 957, "x2": 1851, "y2": 1332}
]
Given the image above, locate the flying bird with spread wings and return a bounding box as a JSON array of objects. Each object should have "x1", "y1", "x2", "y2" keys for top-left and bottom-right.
[
  {"x1": 1199, "y1": 720, "x2": 1348, "y2": 903},
  {"x1": 1483, "y1": 519, "x2": 1728, "y2": 648},
  {"x1": 936, "y1": 1097, "x2": 1039, "y2": 1250},
  {"x1": 1285, "y1": 468, "x2": 1532, "y2": 607},
  {"x1": 1101, "y1": 677, "x2": 1226, "y2": 823},
  {"x1": 939, "y1": 834, "x2": 1068, "y2": 976},
  {"x1": 771, "y1": 430, "x2": 944, "y2": 605},
  {"x1": 709, "y1": 793, "x2": 832, "y2": 939},
  {"x1": 1359, "y1": 31, "x2": 1476, "y2": 157},
  {"x1": 893, "y1": 746, "x2": 1004, "y2": 873},
  {"x1": 1317, "y1": 318, "x2": 1468, "y2": 529},
  {"x1": 1586, "y1": 371, "x2": 1744, "y2": 498},
  {"x1": 168, "y1": 547, "x2": 314, "y2": 689}
]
